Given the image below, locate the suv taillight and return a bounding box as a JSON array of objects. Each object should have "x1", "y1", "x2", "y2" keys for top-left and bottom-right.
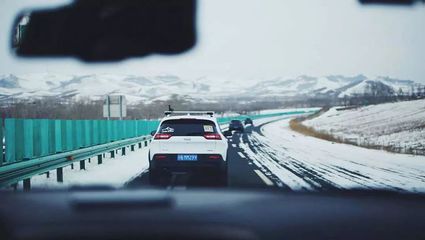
[
  {"x1": 154, "y1": 133, "x2": 172, "y2": 140},
  {"x1": 204, "y1": 133, "x2": 222, "y2": 140}
]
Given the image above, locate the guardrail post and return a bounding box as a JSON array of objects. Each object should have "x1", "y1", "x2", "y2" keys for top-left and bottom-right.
[
  {"x1": 88, "y1": 158, "x2": 91, "y2": 163},
  {"x1": 131, "y1": 145, "x2": 135, "y2": 151},
  {"x1": 122, "y1": 147, "x2": 126, "y2": 156},
  {"x1": 70, "y1": 163, "x2": 74, "y2": 169},
  {"x1": 57, "y1": 167, "x2": 63, "y2": 182},
  {"x1": 46, "y1": 171, "x2": 50, "y2": 178},
  {"x1": 144, "y1": 141, "x2": 148, "y2": 147},
  {"x1": 138, "y1": 142, "x2": 142, "y2": 148},
  {"x1": 80, "y1": 160, "x2": 85, "y2": 170},
  {"x1": 23, "y1": 178, "x2": 31, "y2": 191},
  {"x1": 97, "y1": 154, "x2": 102, "y2": 164},
  {"x1": 110, "y1": 150, "x2": 115, "y2": 158}
]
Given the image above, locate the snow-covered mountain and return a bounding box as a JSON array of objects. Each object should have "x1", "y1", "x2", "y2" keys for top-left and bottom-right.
[
  {"x1": 0, "y1": 73, "x2": 421, "y2": 104},
  {"x1": 244, "y1": 75, "x2": 367, "y2": 99},
  {"x1": 337, "y1": 76, "x2": 416, "y2": 97}
]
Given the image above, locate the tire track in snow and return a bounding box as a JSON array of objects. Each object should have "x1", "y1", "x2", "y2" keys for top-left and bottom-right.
[
  {"x1": 242, "y1": 133, "x2": 340, "y2": 190},
  {"x1": 249, "y1": 118, "x2": 425, "y2": 192},
  {"x1": 241, "y1": 117, "x2": 420, "y2": 191}
]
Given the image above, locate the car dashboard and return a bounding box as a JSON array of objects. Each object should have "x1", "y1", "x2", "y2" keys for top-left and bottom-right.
[{"x1": 0, "y1": 188, "x2": 424, "y2": 240}]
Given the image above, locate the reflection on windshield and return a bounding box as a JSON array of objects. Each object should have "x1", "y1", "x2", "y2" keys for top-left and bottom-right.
[{"x1": 0, "y1": 0, "x2": 425, "y2": 193}]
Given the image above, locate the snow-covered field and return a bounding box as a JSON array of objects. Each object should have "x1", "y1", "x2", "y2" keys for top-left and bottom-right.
[
  {"x1": 303, "y1": 100, "x2": 425, "y2": 155},
  {"x1": 16, "y1": 146, "x2": 150, "y2": 190},
  {"x1": 240, "y1": 117, "x2": 425, "y2": 192}
]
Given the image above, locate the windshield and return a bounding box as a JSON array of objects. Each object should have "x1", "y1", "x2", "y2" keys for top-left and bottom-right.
[
  {"x1": 158, "y1": 119, "x2": 218, "y2": 136},
  {"x1": 0, "y1": 0, "x2": 424, "y2": 194}
]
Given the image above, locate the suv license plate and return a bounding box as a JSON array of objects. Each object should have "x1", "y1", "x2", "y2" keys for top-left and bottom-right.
[{"x1": 177, "y1": 154, "x2": 198, "y2": 161}]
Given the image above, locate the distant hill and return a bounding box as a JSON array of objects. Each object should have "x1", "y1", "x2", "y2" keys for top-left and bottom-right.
[{"x1": 0, "y1": 73, "x2": 422, "y2": 104}]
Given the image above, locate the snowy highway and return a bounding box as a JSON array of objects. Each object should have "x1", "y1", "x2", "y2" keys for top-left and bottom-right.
[
  {"x1": 27, "y1": 114, "x2": 425, "y2": 192},
  {"x1": 127, "y1": 116, "x2": 425, "y2": 192}
]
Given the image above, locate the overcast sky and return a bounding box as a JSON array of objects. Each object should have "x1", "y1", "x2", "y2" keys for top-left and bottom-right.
[{"x1": 0, "y1": 0, "x2": 425, "y2": 82}]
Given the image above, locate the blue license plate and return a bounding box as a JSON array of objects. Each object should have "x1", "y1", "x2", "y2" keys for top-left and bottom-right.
[{"x1": 177, "y1": 154, "x2": 198, "y2": 161}]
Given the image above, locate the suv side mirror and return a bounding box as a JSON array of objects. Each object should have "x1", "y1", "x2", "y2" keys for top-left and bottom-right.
[
  {"x1": 223, "y1": 130, "x2": 232, "y2": 137},
  {"x1": 150, "y1": 131, "x2": 156, "y2": 136}
]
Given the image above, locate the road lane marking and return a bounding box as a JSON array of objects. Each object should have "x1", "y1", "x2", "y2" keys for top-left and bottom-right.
[
  {"x1": 232, "y1": 144, "x2": 237, "y2": 148},
  {"x1": 237, "y1": 152, "x2": 246, "y2": 158},
  {"x1": 253, "y1": 160, "x2": 262, "y2": 168},
  {"x1": 254, "y1": 170, "x2": 274, "y2": 186}
]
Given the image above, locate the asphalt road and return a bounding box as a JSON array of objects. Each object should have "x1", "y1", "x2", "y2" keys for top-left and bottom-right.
[{"x1": 126, "y1": 124, "x2": 276, "y2": 189}]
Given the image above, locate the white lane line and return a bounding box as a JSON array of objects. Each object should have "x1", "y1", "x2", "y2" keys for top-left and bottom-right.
[
  {"x1": 254, "y1": 170, "x2": 274, "y2": 186},
  {"x1": 237, "y1": 152, "x2": 246, "y2": 158},
  {"x1": 232, "y1": 144, "x2": 237, "y2": 148},
  {"x1": 253, "y1": 160, "x2": 262, "y2": 168}
]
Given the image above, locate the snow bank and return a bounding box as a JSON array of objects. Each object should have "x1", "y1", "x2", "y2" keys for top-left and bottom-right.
[
  {"x1": 303, "y1": 100, "x2": 425, "y2": 155},
  {"x1": 18, "y1": 146, "x2": 150, "y2": 189}
]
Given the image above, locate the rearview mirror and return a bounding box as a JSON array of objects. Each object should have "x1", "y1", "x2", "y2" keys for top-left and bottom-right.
[{"x1": 11, "y1": 0, "x2": 197, "y2": 62}]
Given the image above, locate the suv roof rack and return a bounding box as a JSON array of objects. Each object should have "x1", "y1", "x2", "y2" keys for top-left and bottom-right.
[{"x1": 164, "y1": 111, "x2": 215, "y2": 117}]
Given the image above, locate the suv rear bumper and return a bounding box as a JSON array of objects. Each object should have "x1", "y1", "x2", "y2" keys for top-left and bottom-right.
[{"x1": 150, "y1": 154, "x2": 226, "y2": 172}]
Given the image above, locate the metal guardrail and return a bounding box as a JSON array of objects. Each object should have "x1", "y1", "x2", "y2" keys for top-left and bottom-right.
[{"x1": 0, "y1": 135, "x2": 151, "y2": 189}]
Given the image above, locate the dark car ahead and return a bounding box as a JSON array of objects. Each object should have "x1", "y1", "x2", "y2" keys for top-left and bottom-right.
[
  {"x1": 229, "y1": 120, "x2": 244, "y2": 132},
  {"x1": 244, "y1": 118, "x2": 253, "y2": 125}
]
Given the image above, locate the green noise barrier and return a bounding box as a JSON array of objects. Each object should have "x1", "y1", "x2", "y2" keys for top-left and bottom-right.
[{"x1": 2, "y1": 119, "x2": 160, "y2": 165}]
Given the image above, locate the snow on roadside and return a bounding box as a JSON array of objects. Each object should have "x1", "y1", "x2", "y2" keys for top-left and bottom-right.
[
  {"x1": 241, "y1": 117, "x2": 425, "y2": 192},
  {"x1": 20, "y1": 146, "x2": 150, "y2": 189},
  {"x1": 303, "y1": 100, "x2": 425, "y2": 154}
]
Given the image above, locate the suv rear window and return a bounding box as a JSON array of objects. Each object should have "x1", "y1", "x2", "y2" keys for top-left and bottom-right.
[{"x1": 159, "y1": 119, "x2": 218, "y2": 136}]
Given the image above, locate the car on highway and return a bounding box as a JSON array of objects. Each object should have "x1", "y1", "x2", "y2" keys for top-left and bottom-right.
[
  {"x1": 229, "y1": 119, "x2": 244, "y2": 132},
  {"x1": 244, "y1": 117, "x2": 253, "y2": 125},
  {"x1": 149, "y1": 111, "x2": 228, "y2": 183}
]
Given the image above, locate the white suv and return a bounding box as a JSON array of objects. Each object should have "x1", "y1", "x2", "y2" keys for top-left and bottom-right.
[{"x1": 148, "y1": 111, "x2": 229, "y2": 183}]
